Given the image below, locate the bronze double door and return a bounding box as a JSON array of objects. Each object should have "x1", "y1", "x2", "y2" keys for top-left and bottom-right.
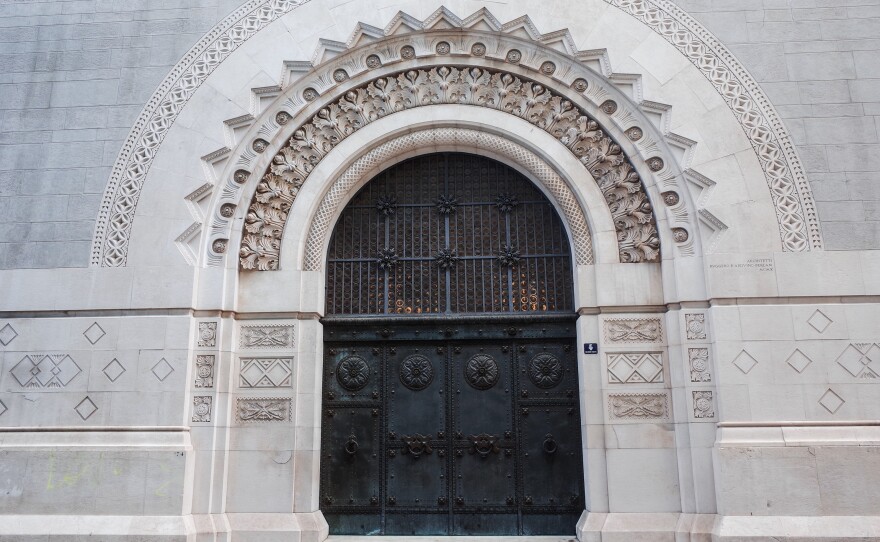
[{"x1": 320, "y1": 320, "x2": 585, "y2": 536}]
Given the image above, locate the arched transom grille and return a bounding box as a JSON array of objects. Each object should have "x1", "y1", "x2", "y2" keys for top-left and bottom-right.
[{"x1": 326, "y1": 153, "x2": 575, "y2": 316}]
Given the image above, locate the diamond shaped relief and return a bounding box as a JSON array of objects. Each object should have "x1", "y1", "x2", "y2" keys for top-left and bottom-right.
[
  {"x1": 240, "y1": 358, "x2": 293, "y2": 388},
  {"x1": 607, "y1": 353, "x2": 663, "y2": 384},
  {"x1": 151, "y1": 358, "x2": 174, "y2": 382},
  {"x1": 83, "y1": 322, "x2": 106, "y2": 345},
  {"x1": 11, "y1": 354, "x2": 81, "y2": 388},
  {"x1": 807, "y1": 310, "x2": 832, "y2": 334},
  {"x1": 786, "y1": 349, "x2": 813, "y2": 374},
  {"x1": 836, "y1": 344, "x2": 879, "y2": 379},
  {"x1": 0, "y1": 399, "x2": 7, "y2": 417},
  {"x1": 819, "y1": 389, "x2": 845, "y2": 414},
  {"x1": 732, "y1": 350, "x2": 758, "y2": 374},
  {"x1": 102, "y1": 358, "x2": 126, "y2": 382},
  {"x1": 75, "y1": 396, "x2": 98, "y2": 420},
  {"x1": 0, "y1": 323, "x2": 18, "y2": 346}
]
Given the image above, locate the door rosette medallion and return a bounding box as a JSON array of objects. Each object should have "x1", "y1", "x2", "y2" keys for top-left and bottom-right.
[
  {"x1": 400, "y1": 354, "x2": 434, "y2": 390},
  {"x1": 528, "y1": 353, "x2": 564, "y2": 389},
  {"x1": 465, "y1": 354, "x2": 499, "y2": 390},
  {"x1": 336, "y1": 355, "x2": 370, "y2": 391}
]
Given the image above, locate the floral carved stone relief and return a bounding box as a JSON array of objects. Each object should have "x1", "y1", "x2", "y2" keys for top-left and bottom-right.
[{"x1": 240, "y1": 66, "x2": 660, "y2": 270}]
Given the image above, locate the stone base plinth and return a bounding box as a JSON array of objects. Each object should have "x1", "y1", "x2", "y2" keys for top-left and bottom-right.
[
  {"x1": 0, "y1": 512, "x2": 329, "y2": 542},
  {"x1": 577, "y1": 512, "x2": 880, "y2": 541}
]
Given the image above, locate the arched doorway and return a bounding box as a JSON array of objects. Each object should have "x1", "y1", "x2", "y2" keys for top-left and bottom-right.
[{"x1": 319, "y1": 153, "x2": 585, "y2": 536}]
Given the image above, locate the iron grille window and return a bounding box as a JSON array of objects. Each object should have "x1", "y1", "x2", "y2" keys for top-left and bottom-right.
[{"x1": 326, "y1": 153, "x2": 574, "y2": 315}]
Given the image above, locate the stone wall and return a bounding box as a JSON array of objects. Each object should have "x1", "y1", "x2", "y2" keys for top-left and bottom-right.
[
  {"x1": 0, "y1": 0, "x2": 243, "y2": 268},
  {"x1": 676, "y1": 0, "x2": 880, "y2": 250},
  {"x1": 0, "y1": 0, "x2": 879, "y2": 268}
]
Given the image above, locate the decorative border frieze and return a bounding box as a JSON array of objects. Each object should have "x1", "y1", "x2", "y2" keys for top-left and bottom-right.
[
  {"x1": 236, "y1": 397, "x2": 292, "y2": 423},
  {"x1": 91, "y1": 2, "x2": 819, "y2": 268},
  {"x1": 302, "y1": 128, "x2": 594, "y2": 270},
  {"x1": 607, "y1": 392, "x2": 670, "y2": 421},
  {"x1": 239, "y1": 325, "x2": 295, "y2": 349},
  {"x1": 605, "y1": 0, "x2": 820, "y2": 252},
  {"x1": 603, "y1": 318, "x2": 663, "y2": 343},
  {"x1": 240, "y1": 66, "x2": 660, "y2": 269}
]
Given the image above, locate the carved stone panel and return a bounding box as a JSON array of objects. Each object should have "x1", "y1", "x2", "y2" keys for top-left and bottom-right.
[
  {"x1": 240, "y1": 325, "x2": 295, "y2": 349},
  {"x1": 11, "y1": 354, "x2": 81, "y2": 389},
  {"x1": 688, "y1": 348, "x2": 711, "y2": 383},
  {"x1": 240, "y1": 357, "x2": 293, "y2": 388},
  {"x1": 192, "y1": 396, "x2": 212, "y2": 423},
  {"x1": 607, "y1": 392, "x2": 670, "y2": 421},
  {"x1": 195, "y1": 355, "x2": 215, "y2": 388},
  {"x1": 603, "y1": 319, "x2": 663, "y2": 343},
  {"x1": 241, "y1": 66, "x2": 660, "y2": 270},
  {"x1": 198, "y1": 322, "x2": 217, "y2": 347},
  {"x1": 236, "y1": 397, "x2": 292, "y2": 423},
  {"x1": 685, "y1": 314, "x2": 707, "y2": 341},
  {"x1": 607, "y1": 353, "x2": 664, "y2": 384},
  {"x1": 692, "y1": 391, "x2": 714, "y2": 419}
]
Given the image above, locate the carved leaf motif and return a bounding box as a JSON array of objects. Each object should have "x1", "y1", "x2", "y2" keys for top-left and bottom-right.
[{"x1": 240, "y1": 66, "x2": 661, "y2": 270}]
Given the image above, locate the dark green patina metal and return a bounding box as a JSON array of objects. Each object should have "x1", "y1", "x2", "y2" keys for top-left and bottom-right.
[{"x1": 320, "y1": 154, "x2": 584, "y2": 535}]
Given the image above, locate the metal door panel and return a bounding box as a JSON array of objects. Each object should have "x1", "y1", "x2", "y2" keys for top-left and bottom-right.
[{"x1": 518, "y1": 404, "x2": 583, "y2": 509}]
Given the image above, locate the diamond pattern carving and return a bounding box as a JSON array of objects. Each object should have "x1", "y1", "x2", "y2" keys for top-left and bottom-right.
[
  {"x1": 0, "y1": 323, "x2": 18, "y2": 346},
  {"x1": 0, "y1": 399, "x2": 7, "y2": 417},
  {"x1": 83, "y1": 322, "x2": 106, "y2": 345},
  {"x1": 786, "y1": 349, "x2": 813, "y2": 374},
  {"x1": 818, "y1": 389, "x2": 845, "y2": 414},
  {"x1": 11, "y1": 354, "x2": 82, "y2": 388},
  {"x1": 607, "y1": 353, "x2": 664, "y2": 384},
  {"x1": 151, "y1": 358, "x2": 174, "y2": 382},
  {"x1": 75, "y1": 396, "x2": 98, "y2": 421},
  {"x1": 240, "y1": 358, "x2": 293, "y2": 388},
  {"x1": 102, "y1": 358, "x2": 126, "y2": 382},
  {"x1": 807, "y1": 310, "x2": 832, "y2": 334},
  {"x1": 836, "y1": 344, "x2": 879, "y2": 379},
  {"x1": 732, "y1": 350, "x2": 758, "y2": 375}
]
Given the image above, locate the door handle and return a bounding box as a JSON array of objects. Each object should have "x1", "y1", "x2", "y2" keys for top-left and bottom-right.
[
  {"x1": 542, "y1": 433, "x2": 558, "y2": 455},
  {"x1": 402, "y1": 434, "x2": 432, "y2": 458},
  {"x1": 469, "y1": 433, "x2": 500, "y2": 458},
  {"x1": 344, "y1": 434, "x2": 359, "y2": 455}
]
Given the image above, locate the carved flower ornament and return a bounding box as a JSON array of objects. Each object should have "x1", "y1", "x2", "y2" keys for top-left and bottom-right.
[{"x1": 239, "y1": 66, "x2": 660, "y2": 270}]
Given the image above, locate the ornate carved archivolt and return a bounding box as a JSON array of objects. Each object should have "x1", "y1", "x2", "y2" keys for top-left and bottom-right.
[
  {"x1": 92, "y1": 2, "x2": 821, "y2": 268},
  {"x1": 240, "y1": 66, "x2": 660, "y2": 270}
]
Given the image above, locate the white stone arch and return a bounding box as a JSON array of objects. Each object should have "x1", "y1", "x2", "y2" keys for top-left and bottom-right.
[{"x1": 93, "y1": 0, "x2": 821, "y2": 272}]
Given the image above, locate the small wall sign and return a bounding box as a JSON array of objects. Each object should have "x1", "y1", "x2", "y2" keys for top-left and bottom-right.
[{"x1": 583, "y1": 343, "x2": 598, "y2": 355}]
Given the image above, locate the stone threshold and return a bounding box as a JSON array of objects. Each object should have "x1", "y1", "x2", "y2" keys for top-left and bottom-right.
[{"x1": 327, "y1": 537, "x2": 577, "y2": 541}]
